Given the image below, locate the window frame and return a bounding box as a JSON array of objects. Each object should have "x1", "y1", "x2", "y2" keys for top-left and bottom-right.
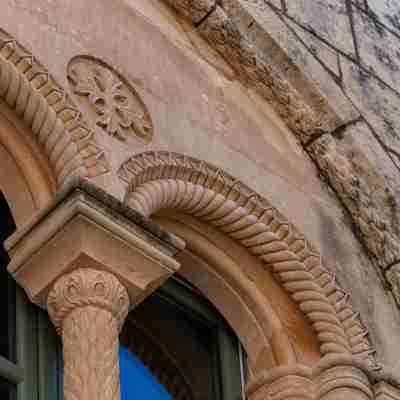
[
  {"x1": 1, "y1": 190, "x2": 61, "y2": 400},
  {"x1": 15, "y1": 287, "x2": 62, "y2": 400},
  {"x1": 149, "y1": 276, "x2": 244, "y2": 400}
]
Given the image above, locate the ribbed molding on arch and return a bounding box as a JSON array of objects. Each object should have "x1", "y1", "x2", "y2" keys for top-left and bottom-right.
[
  {"x1": 0, "y1": 29, "x2": 109, "y2": 189},
  {"x1": 118, "y1": 151, "x2": 379, "y2": 370}
]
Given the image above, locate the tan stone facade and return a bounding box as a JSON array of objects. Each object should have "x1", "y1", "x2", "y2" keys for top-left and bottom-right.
[{"x1": 1, "y1": 0, "x2": 400, "y2": 399}]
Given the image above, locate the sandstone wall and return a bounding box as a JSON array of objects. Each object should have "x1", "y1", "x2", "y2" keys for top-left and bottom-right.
[
  {"x1": 1, "y1": 0, "x2": 400, "y2": 374},
  {"x1": 222, "y1": 0, "x2": 400, "y2": 280}
]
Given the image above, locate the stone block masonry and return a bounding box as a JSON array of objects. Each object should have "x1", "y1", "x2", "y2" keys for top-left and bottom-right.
[{"x1": 161, "y1": 0, "x2": 400, "y2": 306}]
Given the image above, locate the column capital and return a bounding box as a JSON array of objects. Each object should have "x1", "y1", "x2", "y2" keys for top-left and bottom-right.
[
  {"x1": 247, "y1": 357, "x2": 377, "y2": 400},
  {"x1": 246, "y1": 365, "x2": 313, "y2": 400},
  {"x1": 317, "y1": 355, "x2": 374, "y2": 400},
  {"x1": 6, "y1": 182, "x2": 182, "y2": 309},
  {"x1": 47, "y1": 268, "x2": 129, "y2": 333}
]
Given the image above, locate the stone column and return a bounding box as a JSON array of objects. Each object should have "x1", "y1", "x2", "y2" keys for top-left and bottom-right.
[
  {"x1": 47, "y1": 268, "x2": 130, "y2": 400},
  {"x1": 246, "y1": 365, "x2": 313, "y2": 400},
  {"x1": 317, "y1": 357, "x2": 374, "y2": 400}
]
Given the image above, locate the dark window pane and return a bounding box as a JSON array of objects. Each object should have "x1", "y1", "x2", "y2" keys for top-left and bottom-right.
[
  {"x1": 0, "y1": 191, "x2": 16, "y2": 362},
  {"x1": 0, "y1": 263, "x2": 16, "y2": 361},
  {"x1": 0, "y1": 376, "x2": 16, "y2": 400},
  {"x1": 121, "y1": 287, "x2": 222, "y2": 400},
  {"x1": 120, "y1": 346, "x2": 171, "y2": 400}
]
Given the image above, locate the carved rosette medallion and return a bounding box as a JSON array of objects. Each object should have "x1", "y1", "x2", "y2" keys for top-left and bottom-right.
[{"x1": 67, "y1": 56, "x2": 153, "y2": 143}]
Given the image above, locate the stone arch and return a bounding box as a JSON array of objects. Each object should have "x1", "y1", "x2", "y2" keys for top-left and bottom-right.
[
  {"x1": 118, "y1": 151, "x2": 378, "y2": 372},
  {"x1": 0, "y1": 29, "x2": 109, "y2": 191}
]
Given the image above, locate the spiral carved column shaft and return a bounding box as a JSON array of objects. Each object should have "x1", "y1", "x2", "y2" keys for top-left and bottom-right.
[{"x1": 47, "y1": 268, "x2": 130, "y2": 400}]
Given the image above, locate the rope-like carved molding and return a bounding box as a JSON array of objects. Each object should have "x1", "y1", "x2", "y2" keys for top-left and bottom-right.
[
  {"x1": 121, "y1": 317, "x2": 194, "y2": 400},
  {"x1": 118, "y1": 151, "x2": 379, "y2": 370},
  {"x1": 0, "y1": 29, "x2": 109, "y2": 188}
]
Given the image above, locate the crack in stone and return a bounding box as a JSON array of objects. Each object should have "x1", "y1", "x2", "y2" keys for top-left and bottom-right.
[
  {"x1": 345, "y1": 0, "x2": 361, "y2": 62},
  {"x1": 383, "y1": 261, "x2": 400, "y2": 273},
  {"x1": 194, "y1": 1, "x2": 218, "y2": 27},
  {"x1": 304, "y1": 117, "x2": 363, "y2": 148}
]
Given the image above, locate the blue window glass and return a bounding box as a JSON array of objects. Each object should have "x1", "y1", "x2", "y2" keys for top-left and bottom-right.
[{"x1": 119, "y1": 346, "x2": 172, "y2": 400}]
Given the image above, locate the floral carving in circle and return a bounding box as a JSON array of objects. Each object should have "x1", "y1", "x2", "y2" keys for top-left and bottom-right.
[{"x1": 67, "y1": 56, "x2": 153, "y2": 143}]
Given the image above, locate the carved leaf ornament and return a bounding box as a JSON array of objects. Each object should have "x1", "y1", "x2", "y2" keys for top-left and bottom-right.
[
  {"x1": 68, "y1": 57, "x2": 153, "y2": 143},
  {"x1": 118, "y1": 151, "x2": 380, "y2": 370}
]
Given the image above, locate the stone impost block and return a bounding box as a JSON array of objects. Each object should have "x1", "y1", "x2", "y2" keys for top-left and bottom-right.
[{"x1": 6, "y1": 186, "x2": 181, "y2": 308}]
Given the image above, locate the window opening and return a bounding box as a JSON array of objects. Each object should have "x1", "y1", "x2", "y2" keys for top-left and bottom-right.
[
  {"x1": 120, "y1": 276, "x2": 244, "y2": 400},
  {"x1": 0, "y1": 191, "x2": 20, "y2": 400}
]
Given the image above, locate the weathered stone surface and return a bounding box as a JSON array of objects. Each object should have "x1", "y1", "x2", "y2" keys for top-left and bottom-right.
[
  {"x1": 353, "y1": 6, "x2": 400, "y2": 90},
  {"x1": 284, "y1": 0, "x2": 357, "y2": 56},
  {"x1": 200, "y1": 3, "x2": 342, "y2": 143},
  {"x1": 162, "y1": 0, "x2": 216, "y2": 24},
  {"x1": 309, "y1": 121, "x2": 400, "y2": 267},
  {"x1": 340, "y1": 58, "x2": 400, "y2": 171},
  {"x1": 386, "y1": 264, "x2": 400, "y2": 306},
  {"x1": 223, "y1": 0, "x2": 360, "y2": 123},
  {"x1": 200, "y1": 1, "x2": 400, "y2": 274},
  {"x1": 354, "y1": 0, "x2": 400, "y2": 36}
]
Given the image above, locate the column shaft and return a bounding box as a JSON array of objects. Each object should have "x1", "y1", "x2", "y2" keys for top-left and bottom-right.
[
  {"x1": 47, "y1": 268, "x2": 130, "y2": 400},
  {"x1": 62, "y1": 306, "x2": 120, "y2": 400}
]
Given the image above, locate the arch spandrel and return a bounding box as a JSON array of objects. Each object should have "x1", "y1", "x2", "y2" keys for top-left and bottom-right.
[
  {"x1": 118, "y1": 150, "x2": 379, "y2": 372},
  {"x1": 0, "y1": 29, "x2": 109, "y2": 192}
]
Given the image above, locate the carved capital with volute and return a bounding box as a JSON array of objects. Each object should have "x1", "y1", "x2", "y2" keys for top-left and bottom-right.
[
  {"x1": 48, "y1": 268, "x2": 130, "y2": 400},
  {"x1": 246, "y1": 365, "x2": 314, "y2": 400},
  {"x1": 48, "y1": 268, "x2": 130, "y2": 333}
]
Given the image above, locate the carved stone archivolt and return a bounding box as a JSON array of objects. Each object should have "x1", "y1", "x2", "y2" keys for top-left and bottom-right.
[
  {"x1": 0, "y1": 29, "x2": 109, "y2": 188},
  {"x1": 48, "y1": 268, "x2": 130, "y2": 400},
  {"x1": 68, "y1": 56, "x2": 153, "y2": 144},
  {"x1": 118, "y1": 151, "x2": 378, "y2": 370}
]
